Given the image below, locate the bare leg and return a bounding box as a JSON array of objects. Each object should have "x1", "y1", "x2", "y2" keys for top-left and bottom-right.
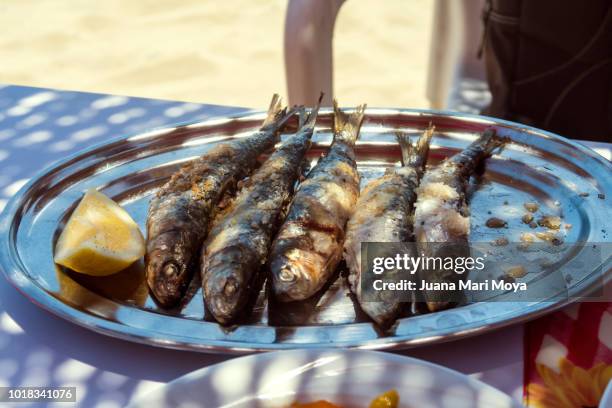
[
  {"x1": 427, "y1": 0, "x2": 486, "y2": 110},
  {"x1": 284, "y1": 0, "x2": 345, "y2": 106}
]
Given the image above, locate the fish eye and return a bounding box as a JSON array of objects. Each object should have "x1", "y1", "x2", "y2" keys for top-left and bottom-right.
[{"x1": 162, "y1": 261, "x2": 180, "y2": 278}]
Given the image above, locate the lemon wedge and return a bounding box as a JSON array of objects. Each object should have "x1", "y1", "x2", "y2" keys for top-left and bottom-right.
[{"x1": 54, "y1": 189, "x2": 145, "y2": 276}]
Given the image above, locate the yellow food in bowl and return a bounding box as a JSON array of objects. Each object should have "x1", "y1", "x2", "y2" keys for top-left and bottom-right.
[{"x1": 291, "y1": 389, "x2": 399, "y2": 408}]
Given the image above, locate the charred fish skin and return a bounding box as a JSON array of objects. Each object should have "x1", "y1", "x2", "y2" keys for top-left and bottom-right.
[
  {"x1": 344, "y1": 126, "x2": 433, "y2": 327},
  {"x1": 146, "y1": 94, "x2": 292, "y2": 308},
  {"x1": 201, "y1": 102, "x2": 321, "y2": 325},
  {"x1": 414, "y1": 128, "x2": 506, "y2": 312},
  {"x1": 270, "y1": 100, "x2": 366, "y2": 302}
]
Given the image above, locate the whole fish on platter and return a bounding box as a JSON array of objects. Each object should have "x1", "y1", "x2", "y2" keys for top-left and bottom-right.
[
  {"x1": 146, "y1": 94, "x2": 293, "y2": 308},
  {"x1": 414, "y1": 128, "x2": 507, "y2": 312},
  {"x1": 270, "y1": 101, "x2": 366, "y2": 302},
  {"x1": 201, "y1": 100, "x2": 322, "y2": 324},
  {"x1": 344, "y1": 126, "x2": 433, "y2": 327}
]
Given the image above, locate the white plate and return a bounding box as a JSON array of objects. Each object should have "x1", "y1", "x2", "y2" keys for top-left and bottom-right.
[{"x1": 128, "y1": 350, "x2": 522, "y2": 408}]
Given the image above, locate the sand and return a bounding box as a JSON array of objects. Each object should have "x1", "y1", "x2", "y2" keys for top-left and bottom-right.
[{"x1": 0, "y1": 1, "x2": 433, "y2": 109}]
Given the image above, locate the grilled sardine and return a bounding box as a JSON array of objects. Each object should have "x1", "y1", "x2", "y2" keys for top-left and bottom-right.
[
  {"x1": 344, "y1": 126, "x2": 433, "y2": 327},
  {"x1": 270, "y1": 100, "x2": 366, "y2": 302},
  {"x1": 146, "y1": 94, "x2": 292, "y2": 308},
  {"x1": 201, "y1": 102, "x2": 321, "y2": 324},
  {"x1": 414, "y1": 128, "x2": 506, "y2": 311}
]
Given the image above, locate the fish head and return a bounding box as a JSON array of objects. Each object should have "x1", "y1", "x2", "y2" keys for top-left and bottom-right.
[
  {"x1": 202, "y1": 246, "x2": 256, "y2": 324},
  {"x1": 270, "y1": 247, "x2": 327, "y2": 302},
  {"x1": 417, "y1": 240, "x2": 470, "y2": 312},
  {"x1": 361, "y1": 302, "x2": 400, "y2": 330},
  {"x1": 145, "y1": 231, "x2": 194, "y2": 308}
]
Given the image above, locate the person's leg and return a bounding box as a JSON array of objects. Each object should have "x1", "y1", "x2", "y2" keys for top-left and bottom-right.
[
  {"x1": 284, "y1": 0, "x2": 345, "y2": 106},
  {"x1": 426, "y1": 0, "x2": 487, "y2": 111}
]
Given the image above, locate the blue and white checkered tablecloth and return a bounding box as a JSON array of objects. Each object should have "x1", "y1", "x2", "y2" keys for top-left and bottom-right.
[{"x1": 0, "y1": 85, "x2": 247, "y2": 214}]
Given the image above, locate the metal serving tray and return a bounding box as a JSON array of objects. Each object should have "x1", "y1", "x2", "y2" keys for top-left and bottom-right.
[{"x1": 1, "y1": 108, "x2": 610, "y2": 353}]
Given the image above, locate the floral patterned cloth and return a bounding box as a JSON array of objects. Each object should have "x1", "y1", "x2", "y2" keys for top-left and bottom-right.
[{"x1": 525, "y1": 302, "x2": 612, "y2": 407}]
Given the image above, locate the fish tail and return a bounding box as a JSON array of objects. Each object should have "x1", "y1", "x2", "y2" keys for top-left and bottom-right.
[
  {"x1": 451, "y1": 127, "x2": 508, "y2": 171},
  {"x1": 296, "y1": 106, "x2": 308, "y2": 130},
  {"x1": 395, "y1": 131, "x2": 414, "y2": 167},
  {"x1": 261, "y1": 93, "x2": 286, "y2": 127},
  {"x1": 333, "y1": 99, "x2": 367, "y2": 145},
  {"x1": 481, "y1": 128, "x2": 508, "y2": 157},
  {"x1": 413, "y1": 123, "x2": 435, "y2": 170},
  {"x1": 301, "y1": 92, "x2": 324, "y2": 131},
  {"x1": 261, "y1": 94, "x2": 300, "y2": 135},
  {"x1": 416, "y1": 123, "x2": 435, "y2": 163},
  {"x1": 396, "y1": 123, "x2": 434, "y2": 172}
]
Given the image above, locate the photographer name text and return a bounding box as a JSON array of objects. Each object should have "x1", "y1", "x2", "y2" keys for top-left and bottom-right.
[{"x1": 372, "y1": 279, "x2": 527, "y2": 293}]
